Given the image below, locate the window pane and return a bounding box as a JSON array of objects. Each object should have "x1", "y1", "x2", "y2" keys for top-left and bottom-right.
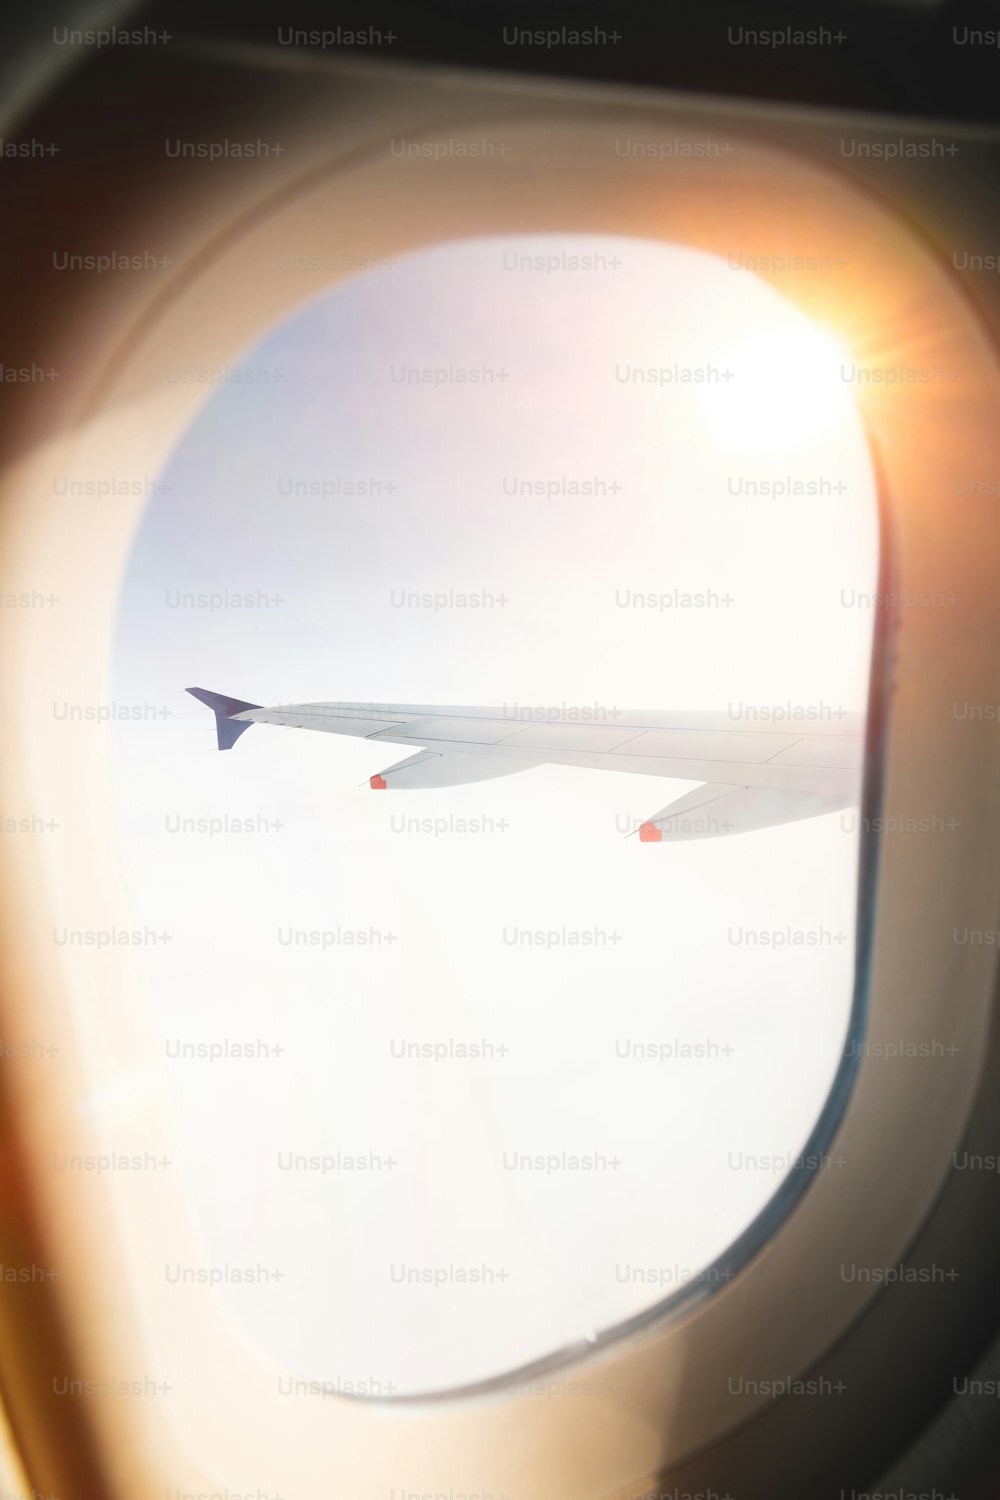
[{"x1": 109, "y1": 233, "x2": 878, "y2": 1393}]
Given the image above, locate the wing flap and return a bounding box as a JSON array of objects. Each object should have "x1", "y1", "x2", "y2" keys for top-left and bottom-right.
[
  {"x1": 371, "y1": 750, "x2": 544, "y2": 791},
  {"x1": 635, "y1": 781, "x2": 851, "y2": 842}
]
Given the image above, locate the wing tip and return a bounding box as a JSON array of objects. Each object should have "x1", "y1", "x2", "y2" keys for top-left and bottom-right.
[{"x1": 187, "y1": 686, "x2": 260, "y2": 751}]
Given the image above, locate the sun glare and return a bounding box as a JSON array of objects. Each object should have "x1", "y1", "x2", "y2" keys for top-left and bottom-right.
[{"x1": 699, "y1": 321, "x2": 855, "y2": 450}]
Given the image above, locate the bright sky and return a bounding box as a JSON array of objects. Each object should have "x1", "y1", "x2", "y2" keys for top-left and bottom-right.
[{"x1": 110, "y1": 233, "x2": 877, "y2": 1393}]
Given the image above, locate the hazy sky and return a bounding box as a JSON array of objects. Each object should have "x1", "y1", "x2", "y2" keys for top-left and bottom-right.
[{"x1": 109, "y1": 233, "x2": 877, "y2": 1393}]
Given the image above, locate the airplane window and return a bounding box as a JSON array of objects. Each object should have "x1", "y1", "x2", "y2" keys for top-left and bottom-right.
[{"x1": 103, "y1": 231, "x2": 877, "y2": 1396}]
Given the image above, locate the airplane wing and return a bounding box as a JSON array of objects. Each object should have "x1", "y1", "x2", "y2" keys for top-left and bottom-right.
[{"x1": 186, "y1": 688, "x2": 862, "y2": 837}]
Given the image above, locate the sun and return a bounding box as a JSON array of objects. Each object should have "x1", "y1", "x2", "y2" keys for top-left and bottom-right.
[{"x1": 697, "y1": 320, "x2": 856, "y2": 450}]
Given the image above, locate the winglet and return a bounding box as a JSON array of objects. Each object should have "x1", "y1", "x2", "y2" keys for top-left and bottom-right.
[{"x1": 186, "y1": 687, "x2": 261, "y2": 751}]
